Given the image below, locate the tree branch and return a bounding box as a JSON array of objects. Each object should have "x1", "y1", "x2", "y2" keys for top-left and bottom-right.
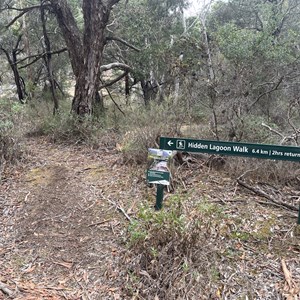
[
  {"x1": 17, "y1": 48, "x2": 67, "y2": 69},
  {"x1": 0, "y1": 45, "x2": 12, "y2": 64},
  {"x1": 100, "y1": 62, "x2": 132, "y2": 72},
  {"x1": 99, "y1": 70, "x2": 129, "y2": 90},
  {"x1": 5, "y1": 5, "x2": 43, "y2": 28},
  {"x1": 107, "y1": 0, "x2": 121, "y2": 9},
  {"x1": 2, "y1": 4, "x2": 42, "y2": 12},
  {"x1": 261, "y1": 122, "x2": 299, "y2": 145},
  {"x1": 287, "y1": 102, "x2": 300, "y2": 145},
  {"x1": 106, "y1": 36, "x2": 140, "y2": 52},
  {"x1": 249, "y1": 76, "x2": 284, "y2": 109},
  {"x1": 14, "y1": 34, "x2": 23, "y2": 50},
  {"x1": 237, "y1": 178, "x2": 298, "y2": 212},
  {"x1": 50, "y1": 0, "x2": 83, "y2": 77},
  {"x1": 261, "y1": 123, "x2": 284, "y2": 139},
  {"x1": 100, "y1": 79, "x2": 125, "y2": 116},
  {"x1": 0, "y1": 281, "x2": 14, "y2": 298},
  {"x1": 107, "y1": 199, "x2": 131, "y2": 221}
]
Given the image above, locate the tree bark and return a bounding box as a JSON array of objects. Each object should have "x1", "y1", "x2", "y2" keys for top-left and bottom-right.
[
  {"x1": 141, "y1": 79, "x2": 157, "y2": 106},
  {"x1": 40, "y1": 3, "x2": 59, "y2": 114},
  {"x1": 50, "y1": 0, "x2": 83, "y2": 78},
  {"x1": 50, "y1": 0, "x2": 120, "y2": 116},
  {"x1": 71, "y1": 0, "x2": 108, "y2": 115},
  {"x1": 1, "y1": 35, "x2": 27, "y2": 103}
]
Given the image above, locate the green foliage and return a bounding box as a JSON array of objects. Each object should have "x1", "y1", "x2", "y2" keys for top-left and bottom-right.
[
  {"x1": 106, "y1": 0, "x2": 188, "y2": 92},
  {"x1": 0, "y1": 99, "x2": 24, "y2": 173},
  {"x1": 127, "y1": 220, "x2": 148, "y2": 247},
  {"x1": 33, "y1": 110, "x2": 105, "y2": 144},
  {"x1": 216, "y1": 23, "x2": 297, "y2": 65},
  {"x1": 116, "y1": 100, "x2": 185, "y2": 164},
  {"x1": 127, "y1": 194, "x2": 189, "y2": 251},
  {"x1": 216, "y1": 23, "x2": 259, "y2": 62},
  {"x1": 213, "y1": 0, "x2": 300, "y2": 65},
  {"x1": 125, "y1": 193, "x2": 227, "y2": 298},
  {"x1": 230, "y1": 230, "x2": 251, "y2": 241},
  {"x1": 196, "y1": 198, "x2": 223, "y2": 216}
]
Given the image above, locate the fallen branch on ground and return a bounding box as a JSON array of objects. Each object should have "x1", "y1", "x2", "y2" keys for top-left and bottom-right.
[
  {"x1": 237, "y1": 178, "x2": 298, "y2": 212},
  {"x1": 281, "y1": 259, "x2": 300, "y2": 299},
  {"x1": 88, "y1": 219, "x2": 111, "y2": 227},
  {"x1": 0, "y1": 281, "x2": 14, "y2": 298},
  {"x1": 281, "y1": 259, "x2": 293, "y2": 289}
]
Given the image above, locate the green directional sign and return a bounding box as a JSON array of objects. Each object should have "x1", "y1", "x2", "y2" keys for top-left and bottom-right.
[{"x1": 160, "y1": 137, "x2": 300, "y2": 162}]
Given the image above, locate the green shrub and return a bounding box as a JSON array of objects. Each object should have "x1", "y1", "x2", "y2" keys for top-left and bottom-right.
[
  {"x1": 29, "y1": 106, "x2": 109, "y2": 145},
  {"x1": 124, "y1": 194, "x2": 226, "y2": 299},
  {"x1": 116, "y1": 101, "x2": 186, "y2": 164},
  {"x1": 0, "y1": 99, "x2": 25, "y2": 178}
]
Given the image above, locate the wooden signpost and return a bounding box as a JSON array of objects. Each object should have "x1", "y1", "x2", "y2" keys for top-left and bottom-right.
[{"x1": 146, "y1": 137, "x2": 300, "y2": 224}]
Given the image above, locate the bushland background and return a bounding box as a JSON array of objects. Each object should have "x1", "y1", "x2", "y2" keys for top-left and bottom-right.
[{"x1": 0, "y1": 0, "x2": 299, "y2": 299}]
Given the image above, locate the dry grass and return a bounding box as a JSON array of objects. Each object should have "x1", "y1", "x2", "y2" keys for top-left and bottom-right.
[
  {"x1": 123, "y1": 164, "x2": 300, "y2": 299},
  {"x1": 116, "y1": 103, "x2": 186, "y2": 165}
]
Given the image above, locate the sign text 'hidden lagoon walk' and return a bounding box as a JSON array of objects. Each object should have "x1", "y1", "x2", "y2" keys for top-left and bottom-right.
[{"x1": 160, "y1": 137, "x2": 300, "y2": 162}]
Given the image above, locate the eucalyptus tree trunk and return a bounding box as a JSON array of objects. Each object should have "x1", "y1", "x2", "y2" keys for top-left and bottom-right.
[
  {"x1": 1, "y1": 35, "x2": 27, "y2": 103},
  {"x1": 199, "y1": 1, "x2": 218, "y2": 138},
  {"x1": 50, "y1": 0, "x2": 119, "y2": 116},
  {"x1": 71, "y1": 0, "x2": 106, "y2": 115},
  {"x1": 141, "y1": 79, "x2": 157, "y2": 106},
  {"x1": 49, "y1": 0, "x2": 83, "y2": 78},
  {"x1": 40, "y1": 3, "x2": 59, "y2": 114}
]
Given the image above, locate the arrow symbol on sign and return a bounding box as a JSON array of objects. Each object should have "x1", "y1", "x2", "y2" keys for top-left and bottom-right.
[{"x1": 167, "y1": 140, "x2": 174, "y2": 146}]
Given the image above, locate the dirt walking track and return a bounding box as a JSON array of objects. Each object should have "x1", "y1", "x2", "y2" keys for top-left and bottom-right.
[
  {"x1": 1, "y1": 135, "x2": 300, "y2": 299},
  {"x1": 1, "y1": 136, "x2": 142, "y2": 299}
]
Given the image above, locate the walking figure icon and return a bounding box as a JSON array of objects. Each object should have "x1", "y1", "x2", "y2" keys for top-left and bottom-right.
[{"x1": 176, "y1": 140, "x2": 186, "y2": 150}]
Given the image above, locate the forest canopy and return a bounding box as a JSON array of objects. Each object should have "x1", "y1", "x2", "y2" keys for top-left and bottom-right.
[{"x1": 0, "y1": 0, "x2": 299, "y2": 145}]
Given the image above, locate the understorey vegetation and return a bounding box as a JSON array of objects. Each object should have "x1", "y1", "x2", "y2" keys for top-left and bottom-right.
[
  {"x1": 123, "y1": 184, "x2": 299, "y2": 299},
  {"x1": 0, "y1": 98, "x2": 24, "y2": 179},
  {"x1": 0, "y1": 0, "x2": 300, "y2": 299}
]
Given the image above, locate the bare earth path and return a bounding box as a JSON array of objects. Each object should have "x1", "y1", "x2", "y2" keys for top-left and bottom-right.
[
  {"x1": 1, "y1": 136, "x2": 142, "y2": 299},
  {"x1": 1, "y1": 135, "x2": 300, "y2": 299}
]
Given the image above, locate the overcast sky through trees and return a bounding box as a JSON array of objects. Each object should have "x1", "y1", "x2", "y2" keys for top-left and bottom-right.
[{"x1": 185, "y1": 0, "x2": 210, "y2": 16}]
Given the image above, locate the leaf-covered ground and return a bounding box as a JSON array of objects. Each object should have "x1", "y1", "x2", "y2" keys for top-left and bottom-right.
[
  {"x1": 0, "y1": 136, "x2": 299, "y2": 299},
  {"x1": 0, "y1": 136, "x2": 143, "y2": 299}
]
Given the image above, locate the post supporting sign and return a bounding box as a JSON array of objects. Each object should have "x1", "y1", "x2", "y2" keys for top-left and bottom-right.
[
  {"x1": 159, "y1": 137, "x2": 300, "y2": 224},
  {"x1": 155, "y1": 184, "x2": 164, "y2": 210}
]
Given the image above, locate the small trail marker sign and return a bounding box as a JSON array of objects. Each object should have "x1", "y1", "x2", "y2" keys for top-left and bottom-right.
[
  {"x1": 147, "y1": 148, "x2": 173, "y2": 210},
  {"x1": 147, "y1": 169, "x2": 170, "y2": 185}
]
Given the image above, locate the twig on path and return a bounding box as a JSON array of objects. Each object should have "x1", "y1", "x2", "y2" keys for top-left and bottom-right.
[
  {"x1": 107, "y1": 199, "x2": 131, "y2": 222},
  {"x1": 211, "y1": 197, "x2": 246, "y2": 204},
  {"x1": 281, "y1": 259, "x2": 300, "y2": 298},
  {"x1": 281, "y1": 259, "x2": 293, "y2": 289},
  {"x1": 24, "y1": 191, "x2": 30, "y2": 202},
  {"x1": 0, "y1": 281, "x2": 15, "y2": 298},
  {"x1": 87, "y1": 219, "x2": 111, "y2": 227},
  {"x1": 73, "y1": 275, "x2": 92, "y2": 300}
]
